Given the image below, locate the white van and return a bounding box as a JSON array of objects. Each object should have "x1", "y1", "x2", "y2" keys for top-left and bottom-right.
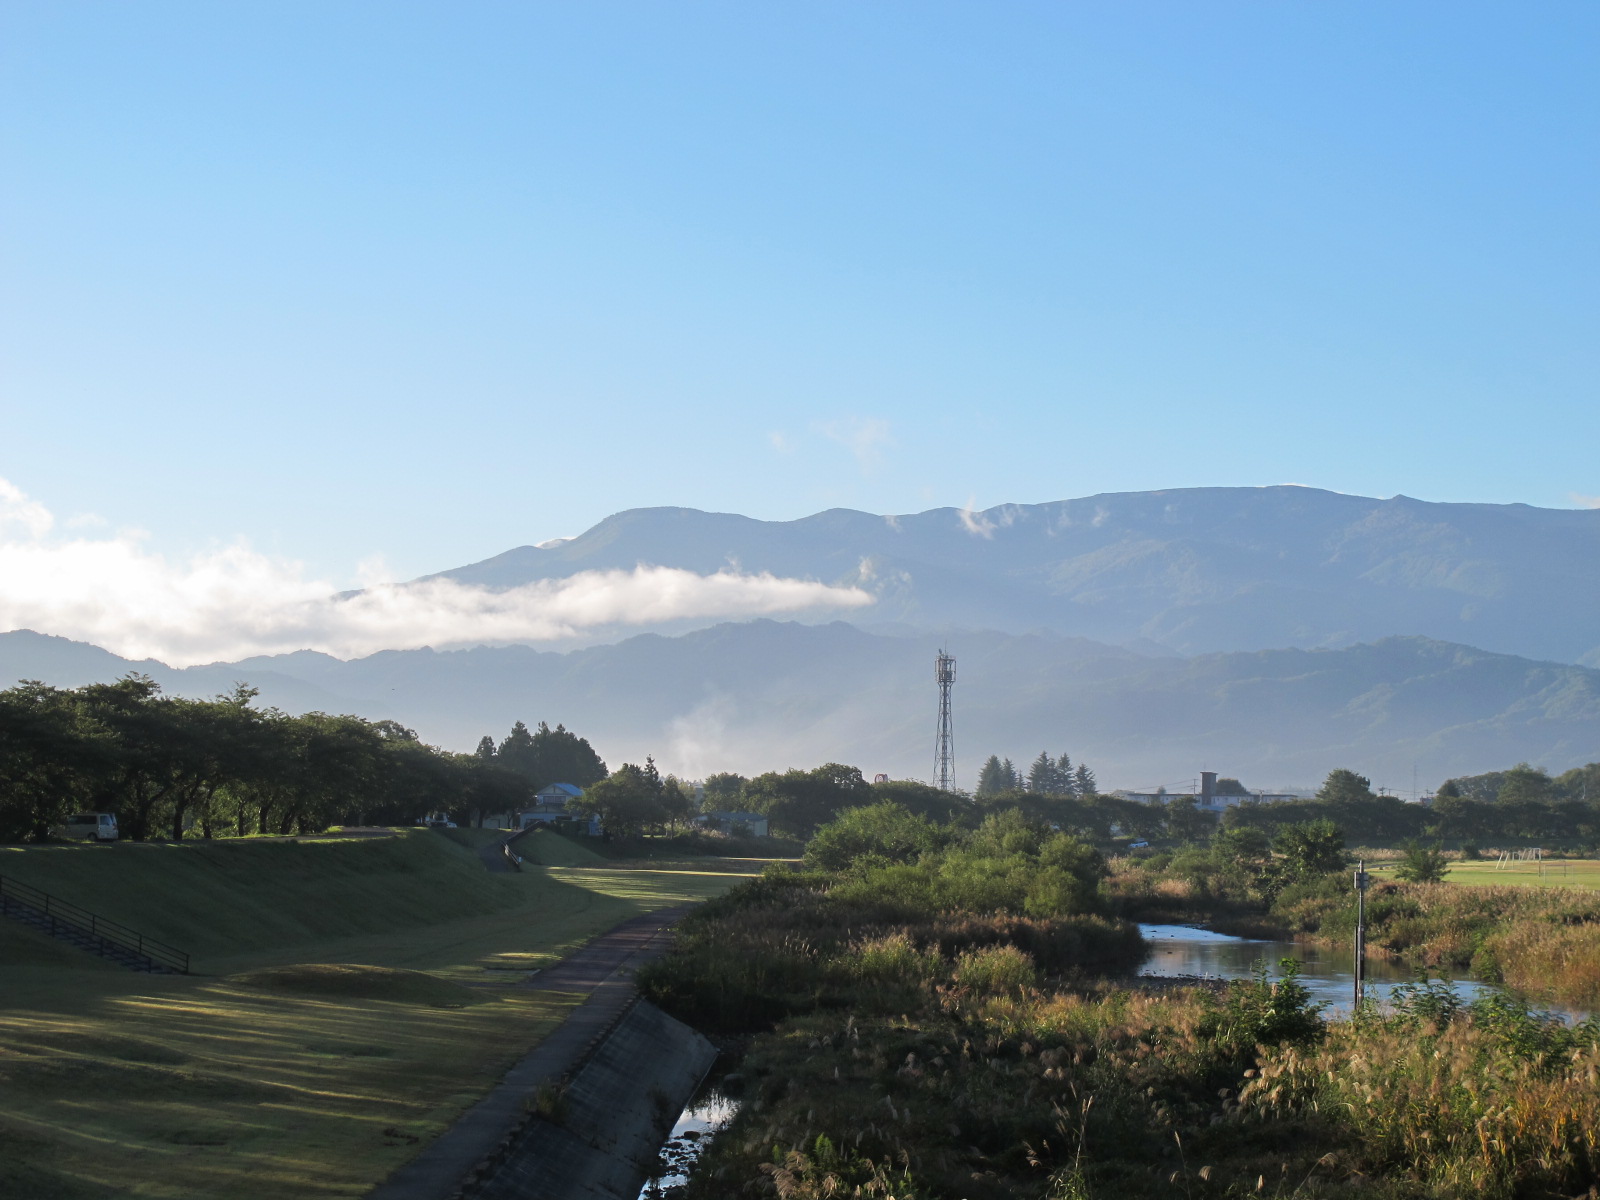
[{"x1": 59, "y1": 813, "x2": 119, "y2": 841}]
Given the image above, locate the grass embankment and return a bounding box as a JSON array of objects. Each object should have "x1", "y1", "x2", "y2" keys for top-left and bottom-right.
[
  {"x1": 0, "y1": 829, "x2": 749, "y2": 1199},
  {"x1": 646, "y1": 871, "x2": 1600, "y2": 1199}
]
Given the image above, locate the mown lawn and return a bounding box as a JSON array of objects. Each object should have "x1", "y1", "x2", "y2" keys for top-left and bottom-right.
[
  {"x1": 0, "y1": 829, "x2": 749, "y2": 1198},
  {"x1": 1365, "y1": 857, "x2": 1600, "y2": 891},
  {"x1": 1442, "y1": 857, "x2": 1600, "y2": 890}
]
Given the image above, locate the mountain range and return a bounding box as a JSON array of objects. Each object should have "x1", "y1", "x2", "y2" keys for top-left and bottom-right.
[
  {"x1": 5, "y1": 622, "x2": 1597, "y2": 794},
  {"x1": 4, "y1": 486, "x2": 1598, "y2": 791},
  {"x1": 432, "y1": 486, "x2": 1600, "y2": 666}
]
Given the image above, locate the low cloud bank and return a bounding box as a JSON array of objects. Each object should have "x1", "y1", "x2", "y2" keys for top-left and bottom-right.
[{"x1": 0, "y1": 478, "x2": 874, "y2": 666}]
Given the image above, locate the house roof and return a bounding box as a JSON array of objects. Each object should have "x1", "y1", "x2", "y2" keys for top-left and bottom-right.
[{"x1": 536, "y1": 782, "x2": 585, "y2": 797}]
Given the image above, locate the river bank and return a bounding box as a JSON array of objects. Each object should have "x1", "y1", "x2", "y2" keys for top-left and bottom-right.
[{"x1": 638, "y1": 855, "x2": 1600, "y2": 1199}]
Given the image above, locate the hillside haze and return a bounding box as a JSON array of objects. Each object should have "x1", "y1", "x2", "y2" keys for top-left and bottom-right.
[
  {"x1": 6, "y1": 624, "x2": 1597, "y2": 794},
  {"x1": 434, "y1": 487, "x2": 1600, "y2": 666}
]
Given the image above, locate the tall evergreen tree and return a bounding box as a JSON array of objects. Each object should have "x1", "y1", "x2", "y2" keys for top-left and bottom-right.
[
  {"x1": 976, "y1": 755, "x2": 1009, "y2": 796},
  {"x1": 1073, "y1": 763, "x2": 1097, "y2": 797},
  {"x1": 473, "y1": 735, "x2": 496, "y2": 761},
  {"x1": 1026, "y1": 751, "x2": 1056, "y2": 793},
  {"x1": 1056, "y1": 753, "x2": 1073, "y2": 793},
  {"x1": 497, "y1": 721, "x2": 537, "y2": 778},
  {"x1": 1002, "y1": 757, "x2": 1021, "y2": 791}
]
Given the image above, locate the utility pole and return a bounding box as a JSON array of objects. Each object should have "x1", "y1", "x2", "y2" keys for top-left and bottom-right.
[
  {"x1": 934, "y1": 650, "x2": 956, "y2": 791},
  {"x1": 1353, "y1": 859, "x2": 1369, "y2": 1012}
]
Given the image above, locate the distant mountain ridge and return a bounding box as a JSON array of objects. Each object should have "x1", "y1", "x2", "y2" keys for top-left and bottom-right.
[
  {"x1": 429, "y1": 487, "x2": 1600, "y2": 665},
  {"x1": 5, "y1": 623, "x2": 1596, "y2": 792}
]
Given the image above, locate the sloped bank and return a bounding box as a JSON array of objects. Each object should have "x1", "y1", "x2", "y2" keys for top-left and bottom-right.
[{"x1": 459, "y1": 996, "x2": 715, "y2": 1200}]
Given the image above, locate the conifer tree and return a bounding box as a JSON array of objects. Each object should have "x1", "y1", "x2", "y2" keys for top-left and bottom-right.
[
  {"x1": 1074, "y1": 763, "x2": 1097, "y2": 797},
  {"x1": 975, "y1": 755, "x2": 1008, "y2": 796},
  {"x1": 1027, "y1": 751, "x2": 1056, "y2": 793}
]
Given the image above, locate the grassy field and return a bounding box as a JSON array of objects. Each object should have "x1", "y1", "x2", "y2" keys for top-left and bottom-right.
[
  {"x1": 1364, "y1": 857, "x2": 1600, "y2": 890},
  {"x1": 0, "y1": 828, "x2": 755, "y2": 1199},
  {"x1": 1442, "y1": 857, "x2": 1600, "y2": 890}
]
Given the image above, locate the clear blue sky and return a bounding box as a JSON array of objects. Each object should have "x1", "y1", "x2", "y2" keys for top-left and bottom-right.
[{"x1": 3, "y1": 1, "x2": 1596, "y2": 583}]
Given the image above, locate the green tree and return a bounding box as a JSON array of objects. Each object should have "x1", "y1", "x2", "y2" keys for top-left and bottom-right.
[
  {"x1": 976, "y1": 755, "x2": 1010, "y2": 797},
  {"x1": 1394, "y1": 839, "x2": 1448, "y2": 883},
  {"x1": 1073, "y1": 763, "x2": 1097, "y2": 797},
  {"x1": 804, "y1": 802, "x2": 940, "y2": 871},
  {"x1": 1026, "y1": 751, "x2": 1058, "y2": 794},
  {"x1": 1317, "y1": 768, "x2": 1376, "y2": 806},
  {"x1": 1496, "y1": 763, "x2": 1552, "y2": 806},
  {"x1": 570, "y1": 763, "x2": 668, "y2": 838},
  {"x1": 745, "y1": 763, "x2": 872, "y2": 838},
  {"x1": 702, "y1": 772, "x2": 747, "y2": 809},
  {"x1": 1164, "y1": 796, "x2": 1217, "y2": 843},
  {"x1": 1274, "y1": 819, "x2": 1347, "y2": 874}
]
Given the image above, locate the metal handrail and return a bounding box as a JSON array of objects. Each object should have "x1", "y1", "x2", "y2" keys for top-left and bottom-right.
[{"x1": 0, "y1": 875, "x2": 190, "y2": 974}]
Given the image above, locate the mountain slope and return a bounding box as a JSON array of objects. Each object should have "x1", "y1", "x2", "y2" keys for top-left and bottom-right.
[
  {"x1": 5, "y1": 624, "x2": 1596, "y2": 794},
  {"x1": 429, "y1": 487, "x2": 1600, "y2": 664}
]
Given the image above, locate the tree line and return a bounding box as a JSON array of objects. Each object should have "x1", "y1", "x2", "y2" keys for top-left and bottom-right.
[
  {"x1": 0, "y1": 676, "x2": 609, "y2": 842},
  {"x1": 1218, "y1": 765, "x2": 1600, "y2": 850},
  {"x1": 975, "y1": 750, "x2": 1097, "y2": 797}
]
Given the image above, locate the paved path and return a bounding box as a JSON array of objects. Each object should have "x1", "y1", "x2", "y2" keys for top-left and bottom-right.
[
  {"x1": 475, "y1": 828, "x2": 528, "y2": 874},
  {"x1": 366, "y1": 906, "x2": 691, "y2": 1200}
]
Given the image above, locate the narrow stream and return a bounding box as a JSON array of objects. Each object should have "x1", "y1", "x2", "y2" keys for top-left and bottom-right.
[
  {"x1": 637, "y1": 1079, "x2": 738, "y2": 1199},
  {"x1": 639, "y1": 923, "x2": 1581, "y2": 1194},
  {"x1": 1135, "y1": 922, "x2": 1599, "y2": 1021},
  {"x1": 1136, "y1": 922, "x2": 1500, "y2": 1013}
]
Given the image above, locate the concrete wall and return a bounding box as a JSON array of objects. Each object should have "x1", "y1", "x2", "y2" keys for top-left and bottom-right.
[{"x1": 466, "y1": 999, "x2": 716, "y2": 1200}]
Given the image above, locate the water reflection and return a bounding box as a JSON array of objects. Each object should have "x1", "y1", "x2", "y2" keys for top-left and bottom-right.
[
  {"x1": 1136, "y1": 923, "x2": 1496, "y2": 1014},
  {"x1": 638, "y1": 1086, "x2": 738, "y2": 1199}
]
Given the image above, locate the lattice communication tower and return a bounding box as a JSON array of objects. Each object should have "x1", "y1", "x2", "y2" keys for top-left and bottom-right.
[{"x1": 934, "y1": 650, "x2": 956, "y2": 791}]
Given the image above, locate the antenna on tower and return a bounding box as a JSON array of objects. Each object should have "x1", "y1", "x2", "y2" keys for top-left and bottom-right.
[{"x1": 934, "y1": 649, "x2": 956, "y2": 791}]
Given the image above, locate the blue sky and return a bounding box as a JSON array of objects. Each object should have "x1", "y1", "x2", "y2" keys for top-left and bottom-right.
[{"x1": 3, "y1": 1, "x2": 1597, "y2": 587}]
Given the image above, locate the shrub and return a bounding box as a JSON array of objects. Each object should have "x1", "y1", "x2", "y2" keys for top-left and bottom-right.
[
  {"x1": 1394, "y1": 839, "x2": 1448, "y2": 883},
  {"x1": 951, "y1": 945, "x2": 1038, "y2": 995}
]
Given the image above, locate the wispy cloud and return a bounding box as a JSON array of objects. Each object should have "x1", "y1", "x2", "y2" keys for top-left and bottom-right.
[
  {"x1": 0, "y1": 478, "x2": 54, "y2": 539},
  {"x1": 0, "y1": 477, "x2": 875, "y2": 667},
  {"x1": 958, "y1": 498, "x2": 996, "y2": 538},
  {"x1": 818, "y1": 416, "x2": 892, "y2": 472},
  {"x1": 768, "y1": 431, "x2": 795, "y2": 454},
  {"x1": 1570, "y1": 493, "x2": 1600, "y2": 509}
]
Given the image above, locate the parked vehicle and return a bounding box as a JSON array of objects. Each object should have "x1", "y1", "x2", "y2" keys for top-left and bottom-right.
[
  {"x1": 416, "y1": 813, "x2": 457, "y2": 829},
  {"x1": 57, "y1": 813, "x2": 119, "y2": 842}
]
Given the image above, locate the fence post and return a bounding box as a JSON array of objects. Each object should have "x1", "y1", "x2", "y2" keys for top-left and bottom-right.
[{"x1": 1353, "y1": 860, "x2": 1369, "y2": 1013}]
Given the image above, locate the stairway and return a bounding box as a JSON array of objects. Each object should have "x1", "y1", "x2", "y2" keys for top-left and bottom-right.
[{"x1": 0, "y1": 875, "x2": 190, "y2": 974}]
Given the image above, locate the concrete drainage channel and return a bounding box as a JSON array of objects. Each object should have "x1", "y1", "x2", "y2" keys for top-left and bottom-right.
[
  {"x1": 369, "y1": 901, "x2": 721, "y2": 1200},
  {"x1": 458, "y1": 997, "x2": 717, "y2": 1200},
  {"x1": 636, "y1": 1075, "x2": 740, "y2": 1198}
]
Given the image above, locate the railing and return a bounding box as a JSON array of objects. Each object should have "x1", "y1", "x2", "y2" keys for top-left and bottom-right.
[{"x1": 0, "y1": 874, "x2": 190, "y2": 974}]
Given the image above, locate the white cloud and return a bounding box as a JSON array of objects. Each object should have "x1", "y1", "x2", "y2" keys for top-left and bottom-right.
[
  {"x1": 818, "y1": 416, "x2": 892, "y2": 472},
  {"x1": 1570, "y1": 493, "x2": 1600, "y2": 510},
  {"x1": 0, "y1": 477, "x2": 875, "y2": 667},
  {"x1": 0, "y1": 478, "x2": 54, "y2": 539},
  {"x1": 768, "y1": 430, "x2": 794, "y2": 454},
  {"x1": 958, "y1": 498, "x2": 996, "y2": 538}
]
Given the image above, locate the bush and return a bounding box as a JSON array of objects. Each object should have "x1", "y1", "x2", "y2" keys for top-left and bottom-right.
[
  {"x1": 1394, "y1": 839, "x2": 1448, "y2": 883},
  {"x1": 950, "y1": 945, "x2": 1037, "y2": 995}
]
